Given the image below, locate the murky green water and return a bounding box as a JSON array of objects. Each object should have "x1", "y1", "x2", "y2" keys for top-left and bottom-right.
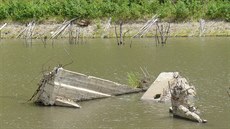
[{"x1": 0, "y1": 38, "x2": 229, "y2": 129}]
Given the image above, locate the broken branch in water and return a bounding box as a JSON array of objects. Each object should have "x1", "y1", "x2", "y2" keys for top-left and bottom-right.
[
  {"x1": 0, "y1": 23, "x2": 7, "y2": 30},
  {"x1": 123, "y1": 29, "x2": 130, "y2": 40},
  {"x1": 132, "y1": 15, "x2": 158, "y2": 38},
  {"x1": 140, "y1": 67, "x2": 150, "y2": 78},
  {"x1": 16, "y1": 28, "x2": 27, "y2": 38},
  {"x1": 63, "y1": 48, "x2": 74, "y2": 68},
  {"x1": 51, "y1": 18, "x2": 77, "y2": 39},
  {"x1": 0, "y1": 23, "x2": 7, "y2": 41},
  {"x1": 16, "y1": 21, "x2": 36, "y2": 46}
]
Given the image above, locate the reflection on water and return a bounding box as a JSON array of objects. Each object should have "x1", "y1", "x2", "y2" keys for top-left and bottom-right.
[{"x1": 0, "y1": 38, "x2": 229, "y2": 129}]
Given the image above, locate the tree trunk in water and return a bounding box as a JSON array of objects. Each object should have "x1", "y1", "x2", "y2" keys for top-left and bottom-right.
[
  {"x1": 161, "y1": 25, "x2": 164, "y2": 45},
  {"x1": 69, "y1": 22, "x2": 73, "y2": 44},
  {"x1": 119, "y1": 21, "x2": 123, "y2": 45},
  {"x1": 114, "y1": 24, "x2": 119, "y2": 45}
]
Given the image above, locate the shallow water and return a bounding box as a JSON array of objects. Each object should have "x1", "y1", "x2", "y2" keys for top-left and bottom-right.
[{"x1": 0, "y1": 37, "x2": 229, "y2": 129}]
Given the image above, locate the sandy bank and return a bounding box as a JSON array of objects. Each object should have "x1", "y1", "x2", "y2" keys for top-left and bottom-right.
[{"x1": 0, "y1": 21, "x2": 229, "y2": 39}]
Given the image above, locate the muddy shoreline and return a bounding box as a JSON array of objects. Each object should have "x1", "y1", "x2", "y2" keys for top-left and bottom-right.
[{"x1": 0, "y1": 21, "x2": 229, "y2": 39}]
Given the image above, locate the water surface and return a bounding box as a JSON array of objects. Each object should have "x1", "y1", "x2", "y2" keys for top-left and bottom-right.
[{"x1": 0, "y1": 37, "x2": 229, "y2": 129}]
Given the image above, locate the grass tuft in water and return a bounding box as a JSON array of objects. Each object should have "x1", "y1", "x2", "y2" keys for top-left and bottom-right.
[{"x1": 127, "y1": 72, "x2": 142, "y2": 88}]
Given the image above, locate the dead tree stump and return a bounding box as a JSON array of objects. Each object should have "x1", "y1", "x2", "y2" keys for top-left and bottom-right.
[
  {"x1": 115, "y1": 20, "x2": 124, "y2": 46},
  {"x1": 155, "y1": 22, "x2": 170, "y2": 46}
]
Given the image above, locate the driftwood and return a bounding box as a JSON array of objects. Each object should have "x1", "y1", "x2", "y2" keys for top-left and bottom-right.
[
  {"x1": 140, "y1": 67, "x2": 150, "y2": 78},
  {"x1": 16, "y1": 28, "x2": 27, "y2": 38},
  {"x1": 51, "y1": 18, "x2": 88, "y2": 45},
  {"x1": 0, "y1": 23, "x2": 7, "y2": 41},
  {"x1": 51, "y1": 18, "x2": 77, "y2": 39},
  {"x1": 0, "y1": 23, "x2": 7, "y2": 30},
  {"x1": 16, "y1": 21, "x2": 35, "y2": 46},
  {"x1": 132, "y1": 15, "x2": 158, "y2": 38},
  {"x1": 130, "y1": 15, "x2": 158, "y2": 47}
]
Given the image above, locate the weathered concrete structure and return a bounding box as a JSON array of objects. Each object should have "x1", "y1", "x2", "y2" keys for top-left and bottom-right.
[
  {"x1": 141, "y1": 72, "x2": 207, "y2": 123},
  {"x1": 141, "y1": 72, "x2": 174, "y2": 102},
  {"x1": 31, "y1": 67, "x2": 146, "y2": 108},
  {"x1": 169, "y1": 72, "x2": 207, "y2": 123}
]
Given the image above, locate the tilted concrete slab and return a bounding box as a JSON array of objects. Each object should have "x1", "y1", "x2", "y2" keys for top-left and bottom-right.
[
  {"x1": 141, "y1": 72, "x2": 175, "y2": 102},
  {"x1": 32, "y1": 67, "x2": 146, "y2": 108},
  {"x1": 54, "y1": 97, "x2": 81, "y2": 108}
]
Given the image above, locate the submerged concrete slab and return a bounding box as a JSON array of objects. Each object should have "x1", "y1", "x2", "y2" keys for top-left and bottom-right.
[
  {"x1": 32, "y1": 67, "x2": 146, "y2": 108},
  {"x1": 141, "y1": 72, "x2": 175, "y2": 102},
  {"x1": 54, "y1": 97, "x2": 81, "y2": 108}
]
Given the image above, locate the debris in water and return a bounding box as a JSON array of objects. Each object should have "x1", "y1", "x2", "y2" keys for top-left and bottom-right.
[
  {"x1": 30, "y1": 66, "x2": 147, "y2": 108},
  {"x1": 141, "y1": 72, "x2": 207, "y2": 123},
  {"x1": 169, "y1": 72, "x2": 207, "y2": 123}
]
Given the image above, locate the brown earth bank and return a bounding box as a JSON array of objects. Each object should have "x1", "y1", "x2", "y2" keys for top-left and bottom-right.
[{"x1": 0, "y1": 21, "x2": 229, "y2": 39}]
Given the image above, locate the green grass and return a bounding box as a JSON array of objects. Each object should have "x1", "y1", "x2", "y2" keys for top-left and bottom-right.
[
  {"x1": 0, "y1": 0, "x2": 229, "y2": 22},
  {"x1": 127, "y1": 72, "x2": 141, "y2": 88}
]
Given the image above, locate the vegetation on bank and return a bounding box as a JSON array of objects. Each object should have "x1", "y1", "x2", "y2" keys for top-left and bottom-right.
[{"x1": 0, "y1": 0, "x2": 229, "y2": 22}]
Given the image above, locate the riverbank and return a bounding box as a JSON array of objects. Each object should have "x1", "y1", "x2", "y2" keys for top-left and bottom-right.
[{"x1": 0, "y1": 21, "x2": 229, "y2": 39}]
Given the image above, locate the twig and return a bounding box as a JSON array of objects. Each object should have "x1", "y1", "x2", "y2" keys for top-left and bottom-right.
[
  {"x1": 0, "y1": 23, "x2": 7, "y2": 30},
  {"x1": 132, "y1": 15, "x2": 158, "y2": 38},
  {"x1": 16, "y1": 28, "x2": 27, "y2": 38},
  {"x1": 51, "y1": 18, "x2": 77, "y2": 39},
  {"x1": 63, "y1": 48, "x2": 74, "y2": 68},
  {"x1": 140, "y1": 67, "x2": 147, "y2": 77},
  {"x1": 123, "y1": 29, "x2": 130, "y2": 43},
  {"x1": 144, "y1": 67, "x2": 150, "y2": 77},
  {"x1": 139, "y1": 19, "x2": 158, "y2": 38}
]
